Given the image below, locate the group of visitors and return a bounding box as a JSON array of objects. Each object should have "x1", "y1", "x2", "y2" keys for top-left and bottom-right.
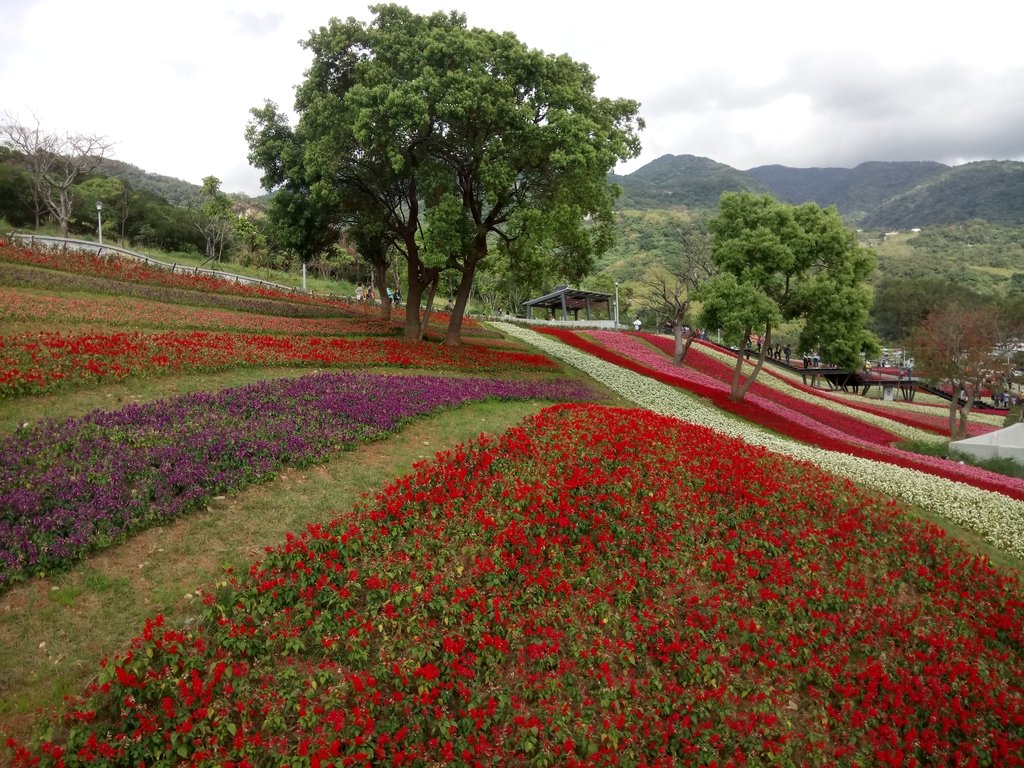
[
  {"x1": 354, "y1": 283, "x2": 402, "y2": 305},
  {"x1": 801, "y1": 350, "x2": 821, "y2": 369},
  {"x1": 993, "y1": 390, "x2": 1019, "y2": 409},
  {"x1": 742, "y1": 335, "x2": 798, "y2": 367},
  {"x1": 761, "y1": 342, "x2": 792, "y2": 365}
]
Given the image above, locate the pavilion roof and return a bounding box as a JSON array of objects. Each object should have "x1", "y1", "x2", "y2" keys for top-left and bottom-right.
[{"x1": 522, "y1": 285, "x2": 612, "y2": 310}]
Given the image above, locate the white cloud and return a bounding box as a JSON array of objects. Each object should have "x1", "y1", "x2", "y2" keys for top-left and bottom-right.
[{"x1": 2, "y1": 0, "x2": 1023, "y2": 195}]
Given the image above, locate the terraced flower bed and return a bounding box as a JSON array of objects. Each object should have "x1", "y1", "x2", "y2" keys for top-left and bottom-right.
[
  {"x1": 498, "y1": 323, "x2": 1024, "y2": 559},
  {"x1": 535, "y1": 327, "x2": 1024, "y2": 502},
  {"x1": 9, "y1": 404, "x2": 1022, "y2": 766},
  {"x1": 0, "y1": 371, "x2": 593, "y2": 589},
  {"x1": 0, "y1": 330, "x2": 558, "y2": 397},
  {"x1": 679, "y1": 335, "x2": 1001, "y2": 438}
]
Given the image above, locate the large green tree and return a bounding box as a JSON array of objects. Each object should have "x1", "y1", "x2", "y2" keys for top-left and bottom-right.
[
  {"x1": 698, "y1": 192, "x2": 879, "y2": 402},
  {"x1": 0, "y1": 147, "x2": 34, "y2": 227},
  {"x1": 246, "y1": 103, "x2": 343, "y2": 280},
  {"x1": 870, "y1": 276, "x2": 980, "y2": 343},
  {"x1": 188, "y1": 176, "x2": 235, "y2": 263},
  {"x1": 250, "y1": 4, "x2": 643, "y2": 344}
]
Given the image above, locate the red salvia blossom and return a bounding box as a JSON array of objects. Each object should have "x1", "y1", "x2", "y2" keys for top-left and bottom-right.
[{"x1": 11, "y1": 404, "x2": 1022, "y2": 766}]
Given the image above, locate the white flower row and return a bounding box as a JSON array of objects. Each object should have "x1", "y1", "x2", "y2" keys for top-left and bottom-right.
[{"x1": 496, "y1": 323, "x2": 1024, "y2": 560}]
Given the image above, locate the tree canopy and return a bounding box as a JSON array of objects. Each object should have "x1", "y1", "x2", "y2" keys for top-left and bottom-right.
[
  {"x1": 632, "y1": 219, "x2": 712, "y2": 362},
  {"x1": 698, "y1": 192, "x2": 879, "y2": 401},
  {"x1": 247, "y1": 3, "x2": 643, "y2": 344},
  {"x1": 907, "y1": 301, "x2": 1020, "y2": 439}
]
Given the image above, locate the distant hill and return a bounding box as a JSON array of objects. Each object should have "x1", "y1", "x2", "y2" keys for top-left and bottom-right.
[
  {"x1": 98, "y1": 151, "x2": 1024, "y2": 229},
  {"x1": 746, "y1": 161, "x2": 949, "y2": 223},
  {"x1": 614, "y1": 154, "x2": 1024, "y2": 228},
  {"x1": 611, "y1": 154, "x2": 769, "y2": 210},
  {"x1": 94, "y1": 159, "x2": 262, "y2": 206},
  {"x1": 860, "y1": 161, "x2": 1024, "y2": 229},
  {"x1": 95, "y1": 158, "x2": 203, "y2": 206}
]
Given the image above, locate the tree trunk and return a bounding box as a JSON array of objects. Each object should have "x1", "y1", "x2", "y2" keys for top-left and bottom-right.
[
  {"x1": 444, "y1": 265, "x2": 476, "y2": 347},
  {"x1": 730, "y1": 329, "x2": 751, "y2": 401},
  {"x1": 947, "y1": 381, "x2": 961, "y2": 440},
  {"x1": 444, "y1": 241, "x2": 485, "y2": 347},
  {"x1": 673, "y1": 324, "x2": 685, "y2": 363},
  {"x1": 55, "y1": 188, "x2": 71, "y2": 238},
  {"x1": 404, "y1": 269, "x2": 425, "y2": 340},
  {"x1": 402, "y1": 241, "x2": 437, "y2": 341},
  {"x1": 418, "y1": 276, "x2": 439, "y2": 341},
  {"x1": 372, "y1": 261, "x2": 392, "y2": 322},
  {"x1": 730, "y1": 325, "x2": 772, "y2": 402},
  {"x1": 679, "y1": 329, "x2": 697, "y2": 364},
  {"x1": 950, "y1": 380, "x2": 976, "y2": 441}
]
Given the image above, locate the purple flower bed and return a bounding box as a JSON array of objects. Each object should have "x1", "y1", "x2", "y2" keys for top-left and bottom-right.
[{"x1": 0, "y1": 372, "x2": 595, "y2": 589}]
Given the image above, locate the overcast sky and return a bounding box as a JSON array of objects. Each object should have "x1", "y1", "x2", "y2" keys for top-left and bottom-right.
[{"x1": 2, "y1": 0, "x2": 1023, "y2": 196}]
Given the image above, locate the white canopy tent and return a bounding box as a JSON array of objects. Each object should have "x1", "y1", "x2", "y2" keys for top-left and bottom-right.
[{"x1": 951, "y1": 422, "x2": 1024, "y2": 464}]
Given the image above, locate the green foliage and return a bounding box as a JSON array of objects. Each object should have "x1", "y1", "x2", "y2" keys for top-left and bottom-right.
[
  {"x1": 0, "y1": 160, "x2": 33, "y2": 226},
  {"x1": 698, "y1": 192, "x2": 878, "y2": 382},
  {"x1": 867, "y1": 222, "x2": 1024, "y2": 299},
  {"x1": 870, "y1": 276, "x2": 968, "y2": 343},
  {"x1": 862, "y1": 161, "x2": 1024, "y2": 228},
  {"x1": 596, "y1": 209, "x2": 708, "y2": 280},
  {"x1": 251, "y1": 3, "x2": 643, "y2": 344},
  {"x1": 1005, "y1": 405, "x2": 1024, "y2": 428},
  {"x1": 747, "y1": 161, "x2": 949, "y2": 225},
  {"x1": 95, "y1": 158, "x2": 207, "y2": 206},
  {"x1": 899, "y1": 437, "x2": 1024, "y2": 480},
  {"x1": 698, "y1": 272, "x2": 780, "y2": 346}
]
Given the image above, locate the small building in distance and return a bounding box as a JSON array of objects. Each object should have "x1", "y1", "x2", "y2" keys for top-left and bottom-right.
[{"x1": 522, "y1": 285, "x2": 615, "y2": 325}]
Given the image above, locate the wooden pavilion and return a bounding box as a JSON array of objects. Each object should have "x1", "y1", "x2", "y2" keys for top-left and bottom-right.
[{"x1": 522, "y1": 285, "x2": 614, "y2": 322}]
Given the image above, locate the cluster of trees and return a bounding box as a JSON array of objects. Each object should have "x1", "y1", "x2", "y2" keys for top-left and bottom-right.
[
  {"x1": 606, "y1": 192, "x2": 1024, "y2": 439},
  {"x1": 0, "y1": 115, "x2": 334, "y2": 275},
  {"x1": 619, "y1": 192, "x2": 877, "y2": 401},
  {"x1": 0, "y1": 116, "x2": 202, "y2": 253},
  {"x1": 245, "y1": 4, "x2": 643, "y2": 345},
  {"x1": 867, "y1": 223, "x2": 1024, "y2": 300}
]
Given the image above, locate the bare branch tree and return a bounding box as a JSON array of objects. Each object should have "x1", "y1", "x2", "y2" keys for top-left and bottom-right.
[
  {"x1": 0, "y1": 112, "x2": 114, "y2": 236},
  {"x1": 908, "y1": 302, "x2": 1010, "y2": 440},
  {"x1": 637, "y1": 225, "x2": 715, "y2": 363}
]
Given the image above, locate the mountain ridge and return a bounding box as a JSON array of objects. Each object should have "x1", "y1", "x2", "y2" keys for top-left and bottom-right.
[
  {"x1": 613, "y1": 154, "x2": 1024, "y2": 228},
  {"x1": 97, "y1": 151, "x2": 1024, "y2": 229}
]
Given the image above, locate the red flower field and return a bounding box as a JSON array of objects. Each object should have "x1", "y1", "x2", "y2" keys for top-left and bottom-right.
[
  {"x1": 9, "y1": 405, "x2": 1023, "y2": 766},
  {"x1": 0, "y1": 329, "x2": 557, "y2": 396}
]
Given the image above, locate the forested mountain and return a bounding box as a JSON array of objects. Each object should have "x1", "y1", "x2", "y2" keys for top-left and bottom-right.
[
  {"x1": 95, "y1": 158, "x2": 203, "y2": 206},
  {"x1": 747, "y1": 161, "x2": 948, "y2": 223},
  {"x1": 611, "y1": 154, "x2": 769, "y2": 210},
  {"x1": 860, "y1": 161, "x2": 1024, "y2": 229},
  {"x1": 595, "y1": 208, "x2": 703, "y2": 279},
  {"x1": 90, "y1": 159, "x2": 262, "y2": 206},
  {"x1": 615, "y1": 154, "x2": 1024, "y2": 229}
]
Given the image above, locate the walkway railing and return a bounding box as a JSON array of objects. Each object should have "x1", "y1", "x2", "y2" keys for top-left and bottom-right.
[{"x1": 7, "y1": 233, "x2": 303, "y2": 294}]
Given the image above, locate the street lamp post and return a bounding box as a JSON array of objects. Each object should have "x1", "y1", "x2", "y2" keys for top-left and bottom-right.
[
  {"x1": 613, "y1": 281, "x2": 620, "y2": 329},
  {"x1": 96, "y1": 201, "x2": 103, "y2": 245}
]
